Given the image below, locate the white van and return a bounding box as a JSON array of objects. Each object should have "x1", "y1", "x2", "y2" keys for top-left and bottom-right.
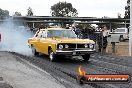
[{"x1": 114, "y1": 28, "x2": 129, "y2": 41}]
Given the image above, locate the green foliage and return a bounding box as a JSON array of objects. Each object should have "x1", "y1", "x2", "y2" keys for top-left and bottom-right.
[
  {"x1": 124, "y1": 0, "x2": 130, "y2": 28},
  {"x1": 51, "y1": 1, "x2": 78, "y2": 17},
  {"x1": 27, "y1": 7, "x2": 33, "y2": 16},
  {"x1": 13, "y1": 12, "x2": 22, "y2": 16},
  {"x1": 0, "y1": 8, "x2": 9, "y2": 19},
  {"x1": 124, "y1": 0, "x2": 130, "y2": 19},
  {"x1": 76, "y1": 24, "x2": 92, "y2": 29}
]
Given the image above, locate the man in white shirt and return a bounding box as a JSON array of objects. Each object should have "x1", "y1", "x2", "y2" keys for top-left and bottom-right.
[{"x1": 101, "y1": 26, "x2": 109, "y2": 53}]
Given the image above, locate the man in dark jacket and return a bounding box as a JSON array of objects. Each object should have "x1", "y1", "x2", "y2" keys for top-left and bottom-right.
[
  {"x1": 97, "y1": 26, "x2": 109, "y2": 53},
  {"x1": 74, "y1": 27, "x2": 81, "y2": 38}
]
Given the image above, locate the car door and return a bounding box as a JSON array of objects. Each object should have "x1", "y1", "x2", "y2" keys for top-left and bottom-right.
[
  {"x1": 33, "y1": 30, "x2": 43, "y2": 52},
  {"x1": 39, "y1": 31, "x2": 49, "y2": 54}
]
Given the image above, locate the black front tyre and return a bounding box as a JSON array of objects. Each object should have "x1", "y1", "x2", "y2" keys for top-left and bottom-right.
[
  {"x1": 49, "y1": 49, "x2": 56, "y2": 62},
  {"x1": 82, "y1": 54, "x2": 90, "y2": 61},
  {"x1": 31, "y1": 46, "x2": 39, "y2": 56}
]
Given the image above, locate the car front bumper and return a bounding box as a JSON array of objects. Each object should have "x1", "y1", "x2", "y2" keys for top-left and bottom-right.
[{"x1": 56, "y1": 49, "x2": 95, "y2": 56}]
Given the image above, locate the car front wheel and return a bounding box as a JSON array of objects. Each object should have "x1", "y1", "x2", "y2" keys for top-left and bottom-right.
[
  {"x1": 31, "y1": 46, "x2": 39, "y2": 56},
  {"x1": 49, "y1": 49, "x2": 56, "y2": 62},
  {"x1": 82, "y1": 54, "x2": 90, "y2": 61}
]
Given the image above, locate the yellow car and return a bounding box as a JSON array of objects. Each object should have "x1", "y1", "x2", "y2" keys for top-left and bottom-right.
[{"x1": 28, "y1": 28, "x2": 95, "y2": 62}]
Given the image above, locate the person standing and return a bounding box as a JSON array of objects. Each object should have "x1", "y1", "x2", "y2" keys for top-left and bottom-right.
[
  {"x1": 101, "y1": 26, "x2": 109, "y2": 53},
  {"x1": 97, "y1": 26, "x2": 109, "y2": 53},
  {"x1": 75, "y1": 26, "x2": 81, "y2": 38}
]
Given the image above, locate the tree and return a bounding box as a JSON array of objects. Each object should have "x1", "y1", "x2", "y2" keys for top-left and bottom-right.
[
  {"x1": 117, "y1": 13, "x2": 121, "y2": 18},
  {"x1": 0, "y1": 8, "x2": 9, "y2": 19},
  {"x1": 124, "y1": 0, "x2": 130, "y2": 28},
  {"x1": 51, "y1": 1, "x2": 78, "y2": 17},
  {"x1": 13, "y1": 11, "x2": 21, "y2": 16},
  {"x1": 27, "y1": 7, "x2": 33, "y2": 16},
  {"x1": 124, "y1": 0, "x2": 130, "y2": 19}
]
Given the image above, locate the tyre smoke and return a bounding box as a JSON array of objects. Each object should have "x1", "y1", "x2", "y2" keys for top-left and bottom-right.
[{"x1": 0, "y1": 19, "x2": 33, "y2": 56}]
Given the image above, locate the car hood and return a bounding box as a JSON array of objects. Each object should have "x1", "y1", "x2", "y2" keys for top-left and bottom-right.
[{"x1": 51, "y1": 38, "x2": 95, "y2": 44}]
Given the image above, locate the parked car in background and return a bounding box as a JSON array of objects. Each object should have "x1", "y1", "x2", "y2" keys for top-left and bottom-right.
[
  {"x1": 114, "y1": 28, "x2": 129, "y2": 41},
  {"x1": 28, "y1": 28, "x2": 96, "y2": 62}
]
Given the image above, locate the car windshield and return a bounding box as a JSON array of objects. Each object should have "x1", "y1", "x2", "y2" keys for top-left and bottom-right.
[{"x1": 47, "y1": 29, "x2": 77, "y2": 38}]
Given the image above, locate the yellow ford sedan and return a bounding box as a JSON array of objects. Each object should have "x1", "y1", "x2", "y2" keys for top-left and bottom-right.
[{"x1": 28, "y1": 28, "x2": 95, "y2": 62}]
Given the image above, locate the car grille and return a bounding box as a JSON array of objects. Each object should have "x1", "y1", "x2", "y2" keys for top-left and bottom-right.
[
  {"x1": 68, "y1": 44, "x2": 76, "y2": 48},
  {"x1": 77, "y1": 44, "x2": 85, "y2": 48},
  {"x1": 57, "y1": 43, "x2": 94, "y2": 49}
]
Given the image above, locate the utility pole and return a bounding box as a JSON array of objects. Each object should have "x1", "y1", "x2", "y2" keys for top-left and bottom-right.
[{"x1": 129, "y1": 0, "x2": 132, "y2": 56}]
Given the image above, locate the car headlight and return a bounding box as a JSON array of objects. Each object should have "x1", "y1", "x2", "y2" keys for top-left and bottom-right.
[
  {"x1": 84, "y1": 44, "x2": 88, "y2": 48},
  {"x1": 59, "y1": 45, "x2": 63, "y2": 49},
  {"x1": 65, "y1": 44, "x2": 69, "y2": 48},
  {"x1": 89, "y1": 44, "x2": 94, "y2": 49}
]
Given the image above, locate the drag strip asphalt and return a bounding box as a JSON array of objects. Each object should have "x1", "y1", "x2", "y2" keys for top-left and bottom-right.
[{"x1": 10, "y1": 52, "x2": 132, "y2": 88}]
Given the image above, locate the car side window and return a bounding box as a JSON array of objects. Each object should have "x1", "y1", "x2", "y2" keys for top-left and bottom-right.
[
  {"x1": 37, "y1": 31, "x2": 42, "y2": 38},
  {"x1": 34, "y1": 30, "x2": 40, "y2": 37},
  {"x1": 41, "y1": 31, "x2": 47, "y2": 38}
]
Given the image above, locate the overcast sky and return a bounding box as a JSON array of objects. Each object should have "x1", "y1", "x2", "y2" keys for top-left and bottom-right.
[{"x1": 0, "y1": 0, "x2": 127, "y2": 18}]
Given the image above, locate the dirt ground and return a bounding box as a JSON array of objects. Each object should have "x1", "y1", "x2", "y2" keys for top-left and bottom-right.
[{"x1": 106, "y1": 41, "x2": 132, "y2": 56}]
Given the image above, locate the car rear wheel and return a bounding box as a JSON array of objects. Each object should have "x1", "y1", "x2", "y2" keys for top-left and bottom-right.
[
  {"x1": 31, "y1": 46, "x2": 39, "y2": 56},
  {"x1": 49, "y1": 49, "x2": 56, "y2": 62},
  {"x1": 82, "y1": 54, "x2": 90, "y2": 61},
  {"x1": 119, "y1": 36, "x2": 124, "y2": 42}
]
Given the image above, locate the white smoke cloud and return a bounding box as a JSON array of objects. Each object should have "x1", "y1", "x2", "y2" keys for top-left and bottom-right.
[{"x1": 0, "y1": 19, "x2": 33, "y2": 56}]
